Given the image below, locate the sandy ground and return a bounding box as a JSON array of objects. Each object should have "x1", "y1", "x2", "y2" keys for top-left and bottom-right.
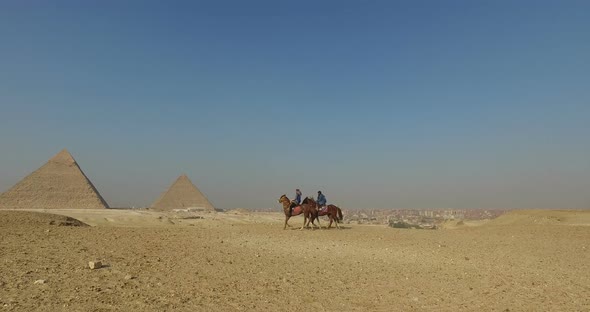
[{"x1": 1, "y1": 209, "x2": 589, "y2": 311}]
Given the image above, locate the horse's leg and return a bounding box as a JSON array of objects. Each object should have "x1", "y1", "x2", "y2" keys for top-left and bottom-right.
[
  {"x1": 300, "y1": 213, "x2": 307, "y2": 230},
  {"x1": 284, "y1": 215, "x2": 292, "y2": 230},
  {"x1": 309, "y1": 212, "x2": 319, "y2": 230},
  {"x1": 316, "y1": 213, "x2": 322, "y2": 229},
  {"x1": 328, "y1": 208, "x2": 340, "y2": 229},
  {"x1": 308, "y1": 212, "x2": 316, "y2": 228}
]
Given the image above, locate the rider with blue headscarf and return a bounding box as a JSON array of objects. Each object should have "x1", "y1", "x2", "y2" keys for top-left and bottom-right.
[{"x1": 317, "y1": 191, "x2": 327, "y2": 209}]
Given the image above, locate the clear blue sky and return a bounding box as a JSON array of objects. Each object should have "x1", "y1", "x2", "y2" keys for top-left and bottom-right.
[{"x1": 1, "y1": 1, "x2": 589, "y2": 209}]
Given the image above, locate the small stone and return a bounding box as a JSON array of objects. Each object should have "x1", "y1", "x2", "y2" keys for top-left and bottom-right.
[
  {"x1": 89, "y1": 261, "x2": 102, "y2": 270},
  {"x1": 124, "y1": 275, "x2": 134, "y2": 280},
  {"x1": 34, "y1": 279, "x2": 46, "y2": 285}
]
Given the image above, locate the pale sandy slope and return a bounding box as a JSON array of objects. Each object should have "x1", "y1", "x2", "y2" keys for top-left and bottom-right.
[{"x1": 0, "y1": 210, "x2": 589, "y2": 311}]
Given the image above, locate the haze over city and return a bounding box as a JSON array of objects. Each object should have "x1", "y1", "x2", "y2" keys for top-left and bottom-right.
[{"x1": 1, "y1": 1, "x2": 589, "y2": 209}]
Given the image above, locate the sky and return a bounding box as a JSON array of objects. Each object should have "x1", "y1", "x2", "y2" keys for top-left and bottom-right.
[{"x1": 0, "y1": 1, "x2": 589, "y2": 210}]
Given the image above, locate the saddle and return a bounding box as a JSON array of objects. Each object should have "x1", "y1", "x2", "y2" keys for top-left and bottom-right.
[{"x1": 290, "y1": 205, "x2": 303, "y2": 216}]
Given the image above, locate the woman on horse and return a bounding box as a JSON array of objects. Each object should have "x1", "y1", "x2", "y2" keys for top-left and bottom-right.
[{"x1": 317, "y1": 191, "x2": 327, "y2": 211}]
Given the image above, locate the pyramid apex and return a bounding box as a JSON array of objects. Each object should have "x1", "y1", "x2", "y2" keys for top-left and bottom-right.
[
  {"x1": 177, "y1": 174, "x2": 191, "y2": 180},
  {"x1": 49, "y1": 149, "x2": 77, "y2": 165}
]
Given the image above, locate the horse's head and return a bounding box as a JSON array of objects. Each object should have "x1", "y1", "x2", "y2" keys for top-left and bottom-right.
[
  {"x1": 278, "y1": 194, "x2": 288, "y2": 203},
  {"x1": 303, "y1": 196, "x2": 316, "y2": 207}
]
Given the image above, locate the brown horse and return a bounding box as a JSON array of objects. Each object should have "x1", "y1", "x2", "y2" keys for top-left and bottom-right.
[
  {"x1": 301, "y1": 197, "x2": 322, "y2": 229},
  {"x1": 305, "y1": 197, "x2": 343, "y2": 229},
  {"x1": 278, "y1": 195, "x2": 319, "y2": 230}
]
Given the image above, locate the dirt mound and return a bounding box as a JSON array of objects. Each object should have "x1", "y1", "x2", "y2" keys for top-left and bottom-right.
[
  {"x1": 487, "y1": 209, "x2": 590, "y2": 226},
  {"x1": 0, "y1": 211, "x2": 89, "y2": 227}
]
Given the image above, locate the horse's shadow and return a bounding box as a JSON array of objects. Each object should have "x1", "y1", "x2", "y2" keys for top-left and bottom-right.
[
  {"x1": 334, "y1": 226, "x2": 352, "y2": 230},
  {"x1": 291, "y1": 225, "x2": 352, "y2": 230}
]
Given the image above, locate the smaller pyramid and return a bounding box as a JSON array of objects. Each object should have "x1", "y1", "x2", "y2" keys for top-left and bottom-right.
[
  {"x1": 0, "y1": 149, "x2": 109, "y2": 209},
  {"x1": 151, "y1": 174, "x2": 215, "y2": 211}
]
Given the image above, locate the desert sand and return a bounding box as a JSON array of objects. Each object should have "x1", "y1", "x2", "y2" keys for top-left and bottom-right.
[{"x1": 1, "y1": 209, "x2": 589, "y2": 311}]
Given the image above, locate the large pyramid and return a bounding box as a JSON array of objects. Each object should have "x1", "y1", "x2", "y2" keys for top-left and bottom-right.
[
  {"x1": 0, "y1": 149, "x2": 109, "y2": 209},
  {"x1": 151, "y1": 174, "x2": 215, "y2": 211}
]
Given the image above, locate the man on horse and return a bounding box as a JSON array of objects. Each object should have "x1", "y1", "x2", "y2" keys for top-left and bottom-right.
[
  {"x1": 289, "y1": 189, "x2": 302, "y2": 216},
  {"x1": 317, "y1": 191, "x2": 327, "y2": 212},
  {"x1": 293, "y1": 189, "x2": 302, "y2": 205}
]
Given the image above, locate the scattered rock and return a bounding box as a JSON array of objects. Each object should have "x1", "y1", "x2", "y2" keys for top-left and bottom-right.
[
  {"x1": 464, "y1": 257, "x2": 470, "y2": 261},
  {"x1": 89, "y1": 261, "x2": 102, "y2": 270},
  {"x1": 49, "y1": 217, "x2": 89, "y2": 227},
  {"x1": 124, "y1": 275, "x2": 135, "y2": 280},
  {"x1": 34, "y1": 279, "x2": 46, "y2": 285}
]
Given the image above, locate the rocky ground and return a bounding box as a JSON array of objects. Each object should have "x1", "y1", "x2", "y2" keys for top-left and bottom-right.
[{"x1": 1, "y1": 209, "x2": 589, "y2": 311}]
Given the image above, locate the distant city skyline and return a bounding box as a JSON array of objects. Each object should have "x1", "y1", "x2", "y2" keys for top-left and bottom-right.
[{"x1": 1, "y1": 1, "x2": 589, "y2": 209}]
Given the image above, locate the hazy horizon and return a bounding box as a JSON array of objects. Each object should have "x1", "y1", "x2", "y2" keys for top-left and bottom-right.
[{"x1": 1, "y1": 1, "x2": 589, "y2": 210}]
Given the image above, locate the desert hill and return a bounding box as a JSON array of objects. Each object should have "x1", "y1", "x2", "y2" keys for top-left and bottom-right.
[{"x1": 487, "y1": 209, "x2": 590, "y2": 226}]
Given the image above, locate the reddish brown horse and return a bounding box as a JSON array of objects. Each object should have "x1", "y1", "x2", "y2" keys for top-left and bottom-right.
[
  {"x1": 278, "y1": 195, "x2": 319, "y2": 230},
  {"x1": 305, "y1": 197, "x2": 343, "y2": 229}
]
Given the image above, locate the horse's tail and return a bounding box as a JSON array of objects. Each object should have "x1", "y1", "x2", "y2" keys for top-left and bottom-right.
[{"x1": 337, "y1": 207, "x2": 343, "y2": 221}]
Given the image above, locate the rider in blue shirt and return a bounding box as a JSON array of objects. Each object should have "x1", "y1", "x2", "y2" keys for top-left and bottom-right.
[
  {"x1": 317, "y1": 191, "x2": 327, "y2": 210},
  {"x1": 289, "y1": 189, "x2": 303, "y2": 216}
]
